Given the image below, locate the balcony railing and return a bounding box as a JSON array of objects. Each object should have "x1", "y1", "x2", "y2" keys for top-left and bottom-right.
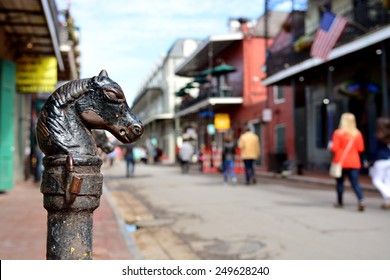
[
  {"x1": 266, "y1": 0, "x2": 390, "y2": 76},
  {"x1": 176, "y1": 84, "x2": 242, "y2": 112}
]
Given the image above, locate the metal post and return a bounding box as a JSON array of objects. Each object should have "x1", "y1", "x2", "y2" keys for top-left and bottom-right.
[
  {"x1": 207, "y1": 41, "x2": 213, "y2": 98},
  {"x1": 380, "y1": 43, "x2": 389, "y2": 117},
  {"x1": 326, "y1": 65, "x2": 335, "y2": 141},
  {"x1": 36, "y1": 70, "x2": 144, "y2": 260},
  {"x1": 41, "y1": 155, "x2": 102, "y2": 260}
]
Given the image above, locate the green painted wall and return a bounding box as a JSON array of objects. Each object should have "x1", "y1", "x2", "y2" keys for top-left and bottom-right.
[{"x1": 0, "y1": 59, "x2": 16, "y2": 191}]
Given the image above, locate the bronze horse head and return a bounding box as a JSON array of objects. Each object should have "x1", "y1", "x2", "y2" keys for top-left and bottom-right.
[{"x1": 37, "y1": 70, "x2": 143, "y2": 157}]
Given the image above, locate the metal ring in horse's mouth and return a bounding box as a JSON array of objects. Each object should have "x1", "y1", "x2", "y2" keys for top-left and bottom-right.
[{"x1": 120, "y1": 129, "x2": 126, "y2": 136}]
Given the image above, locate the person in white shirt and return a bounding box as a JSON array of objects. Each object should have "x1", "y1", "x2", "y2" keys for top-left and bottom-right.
[{"x1": 179, "y1": 138, "x2": 194, "y2": 174}]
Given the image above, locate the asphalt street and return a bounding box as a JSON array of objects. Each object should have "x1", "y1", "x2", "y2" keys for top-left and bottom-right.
[{"x1": 102, "y1": 160, "x2": 390, "y2": 260}]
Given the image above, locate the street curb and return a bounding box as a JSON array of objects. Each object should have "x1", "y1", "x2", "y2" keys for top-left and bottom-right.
[
  {"x1": 102, "y1": 183, "x2": 143, "y2": 260},
  {"x1": 163, "y1": 162, "x2": 378, "y2": 193},
  {"x1": 255, "y1": 171, "x2": 378, "y2": 194}
]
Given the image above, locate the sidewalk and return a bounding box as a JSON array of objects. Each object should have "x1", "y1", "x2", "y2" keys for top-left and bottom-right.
[{"x1": 0, "y1": 178, "x2": 134, "y2": 260}]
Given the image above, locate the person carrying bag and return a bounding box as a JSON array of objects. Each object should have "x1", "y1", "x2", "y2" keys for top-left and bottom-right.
[
  {"x1": 329, "y1": 137, "x2": 354, "y2": 178},
  {"x1": 330, "y1": 113, "x2": 365, "y2": 211}
]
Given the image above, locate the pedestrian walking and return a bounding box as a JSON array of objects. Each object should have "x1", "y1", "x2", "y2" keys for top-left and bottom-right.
[
  {"x1": 179, "y1": 137, "x2": 194, "y2": 174},
  {"x1": 330, "y1": 112, "x2": 365, "y2": 211},
  {"x1": 370, "y1": 117, "x2": 390, "y2": 209},
  {"x1": 222, "y1": 134, "x2": 237, "y2": 185},
  {"x1": 238, "y1": 125, "x2": 260, "y2": 185},
  {"x1": 107, "y1": 148, "x2": 117, "y2": 167},
  {"x1": 198, "y1": 146, "x2": 204, "y2": 173},
  {"x1": 34, "y1": 145, "x2": 44, "y2": 182},
  {"x1": 123, "y1": 143, "x2": 136, "y2": 177},
  {"x1": 146, "y1": 139, "x2": 156, "y2": 164}
]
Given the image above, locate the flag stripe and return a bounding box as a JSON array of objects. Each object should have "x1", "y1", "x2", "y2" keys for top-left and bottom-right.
[{"x1": 310, "y1": 12, "x2": 348, "y2": 61}]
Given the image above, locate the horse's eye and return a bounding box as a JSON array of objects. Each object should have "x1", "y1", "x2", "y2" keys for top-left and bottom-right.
[
  {"x1": 116, "y1": 91, "x2": 126, "y2": 102},
  {"x1": 105, "y1": 90, "x2": 117, "y2": 100}
]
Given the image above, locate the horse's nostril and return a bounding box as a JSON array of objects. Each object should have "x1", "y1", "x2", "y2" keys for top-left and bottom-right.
[{"x1": 131, "y1": 124, "x2": 144, "y2": 136}]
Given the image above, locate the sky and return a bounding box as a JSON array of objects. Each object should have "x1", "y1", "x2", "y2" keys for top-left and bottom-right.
[{"x1": 56, "y1": 0, "x2": 295, "y2": 105}]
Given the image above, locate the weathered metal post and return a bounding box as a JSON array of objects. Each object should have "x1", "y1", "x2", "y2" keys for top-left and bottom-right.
[
  {"x1": 41, "y1": 155, "x2": 102, "y2": 259},
  {"x1": 36, "y1": 70, "x2": 143, "y2": 259}
]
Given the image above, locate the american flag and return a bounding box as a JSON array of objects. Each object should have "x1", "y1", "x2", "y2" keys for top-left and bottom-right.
[{"x1": 310, "y1": 11, "x2": 348, "y2": 61}]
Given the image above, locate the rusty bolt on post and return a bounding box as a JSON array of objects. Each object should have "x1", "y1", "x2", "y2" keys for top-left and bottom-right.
[{"x1": 37, "y1": 70, "x2": 143, "y2": 260}]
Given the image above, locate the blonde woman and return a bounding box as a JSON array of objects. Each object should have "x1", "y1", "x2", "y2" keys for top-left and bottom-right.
[{"x1": 330, "y1": 113, "x2": 365, "y2": 211}]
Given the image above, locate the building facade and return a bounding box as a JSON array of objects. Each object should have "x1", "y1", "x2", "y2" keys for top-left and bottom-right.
[
  {"x1": 263, "y1": 0, "x2": 390, "y2": 173},
  {"x1": 175, "y1": 13, "x2": 295, "y2": 173},
  {"x1": 0, "y1": 0, "x2": 79, "y2": 191},
  {"x1": 131, "y1": 39, "x2": 200, "y2": 163}
]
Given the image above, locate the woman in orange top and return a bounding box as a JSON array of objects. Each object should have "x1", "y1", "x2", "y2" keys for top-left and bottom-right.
[{"x1": 330, "y1": 113, "x2": 365, "y2": 211}]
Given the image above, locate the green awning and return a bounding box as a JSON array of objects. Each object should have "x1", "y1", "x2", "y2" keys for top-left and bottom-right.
[
  {"x1": 199, "y1": 68, "x2": 213, "y2": 76},
  {"x1": 175, "y1": 82, "x2": 198, "y2": 96},
  {"x1": 199, "y1": 64, "x2": 236, "y2": 77},
  {"x1": 184, "y1": 82, "x2": 196, "y2": 89},
  {"x1": 193, "y1": 76, "x2": 209, "y2": 84},
  {"x1": 175, "y1": 88, "x2": 188, "y2": 97},
  {"x1": 212, "y1": 64, "x2": 236, "y2": 75}
]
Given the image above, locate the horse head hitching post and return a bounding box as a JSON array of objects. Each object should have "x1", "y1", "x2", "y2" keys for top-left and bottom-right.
[{"x1": 36, "y1": 70, "x2": 144, "y2": 259}]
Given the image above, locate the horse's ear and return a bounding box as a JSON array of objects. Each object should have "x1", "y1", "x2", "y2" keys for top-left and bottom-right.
[{"x1": 98, "y1": 70, "x2": 108, "y2": 78}]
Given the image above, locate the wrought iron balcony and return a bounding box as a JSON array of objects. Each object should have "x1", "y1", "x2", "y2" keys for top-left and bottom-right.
[
  {"x1": 175, "y1": 84, "x2": 243, "y2": 113},
  {"x1": 266, "y1": 0, "x2": 390, "y2": 76}
]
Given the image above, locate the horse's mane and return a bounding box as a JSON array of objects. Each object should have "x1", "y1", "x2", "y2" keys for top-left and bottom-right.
[
  {"x1": 37, "y1": 78, "x2": 94, "y2": 155},
  {"x1": 51, "y1": 78, "x2": 90, "y2": 108}
]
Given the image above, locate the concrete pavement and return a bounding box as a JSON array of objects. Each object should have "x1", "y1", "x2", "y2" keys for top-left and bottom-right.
[{"x1": 101, "y1": 160, "x2": 389, "y2": 260}]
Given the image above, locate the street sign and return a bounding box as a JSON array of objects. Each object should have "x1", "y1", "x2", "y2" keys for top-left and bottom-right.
[
  {"x1": 207, "y1": 124, "x2": 215, "y2": 135},
  {"x1": 262, "y1": 108, "x2": 272, "y2": 122},
  {"x1": 16, "y1": 57, "x2": 57, "y2": 93},
  {"x1": 214, "y1": 113, "x2": 230, "y2": 131}
]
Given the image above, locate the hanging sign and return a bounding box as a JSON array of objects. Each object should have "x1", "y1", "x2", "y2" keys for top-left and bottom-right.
[
  {"x1": 207, "y1": 124, "x2": 215, "y2": 135},
  {"x1": 262, "y1": 108, "x2": 272, "y2": 122},
  {"x1": 16, "y1": 57, "x2": 57, "y2": 93},
  {"x1": 214, "y1": 113, "x2": 230, "y2": 131}
]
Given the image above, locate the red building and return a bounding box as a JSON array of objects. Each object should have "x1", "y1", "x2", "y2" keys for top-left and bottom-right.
[{"x1": 175, "y1": 13, "x2": 294, "y2": 173}]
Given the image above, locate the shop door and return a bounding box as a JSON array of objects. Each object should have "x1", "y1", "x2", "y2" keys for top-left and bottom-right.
[{"x1": 0, "y1": 60, "x2": 16, "y2": 191}]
